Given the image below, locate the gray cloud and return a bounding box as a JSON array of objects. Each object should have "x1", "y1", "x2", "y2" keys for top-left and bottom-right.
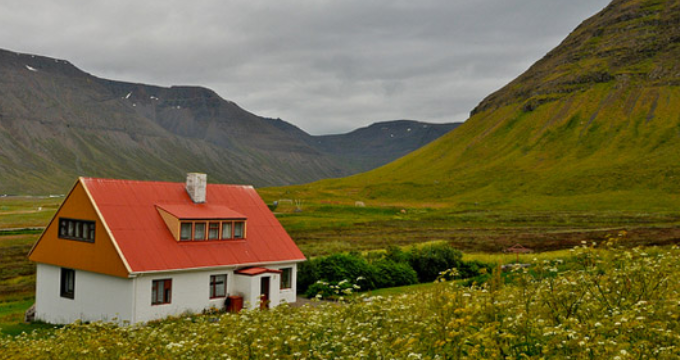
[{"x1": 0, "y1": 0, "x2": 611, "y2": 134}]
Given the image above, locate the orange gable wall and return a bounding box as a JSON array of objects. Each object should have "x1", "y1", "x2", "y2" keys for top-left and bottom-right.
[{"x1": 28, "y1": 180, "x2": 130, "y2": 278}]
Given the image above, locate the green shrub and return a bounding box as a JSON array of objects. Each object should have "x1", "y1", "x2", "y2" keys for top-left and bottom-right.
[
  {"x1": 310, "y1": 253, "x2": 376, "y2": 291},
  {"x1": 304, "y1": 279, "x2": 361, "y2": 299},
  {"x1": 408, "y1": 243, "x2": 463, "y2": 282},
  {"x1": 298, "y1": 244, "x2": 488, "y2": 296},
  {"x1": 457, "y1": 259, "x2": 493, "y2": 279},
  {"x1": 296, "y1": 259, "x2": 319, "y2": 294},
  {"x1": 383, "y1": 245, "x2": 409, "y2": 264},
  {"x1": 371, "y1": 260, "x2": 418, "y2": 288}
]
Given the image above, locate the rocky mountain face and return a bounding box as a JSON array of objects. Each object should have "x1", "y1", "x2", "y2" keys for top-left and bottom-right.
[
  {"x1": 472, "y1": 0, "x2": 680, "y2": 116},
  {"x1": 0, "y1": 49, "x2": 457, "y2": 194},
  {"x1": 305, "y1": 0, "x2": 680, "y2": 210}
]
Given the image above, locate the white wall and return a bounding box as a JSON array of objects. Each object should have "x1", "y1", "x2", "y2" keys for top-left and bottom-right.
[
  {"x1": 270, "y1": 263, "x2": 298, "y2": 305},
  {"x1": 132, "y1": 268, "x2": 236, "y2": 323},
  {"x1": 235, "y1": 272, "x2": 281, "y2": 310},
  {"x1": 35, "y1": 261, "x2": 302, "y2": 324},
  {"x1": 232, "y1": 263, "x2": 299, "y2": 310},
  {"x1": 35, "y1": 263, "x2": 133, "y2": 324}
]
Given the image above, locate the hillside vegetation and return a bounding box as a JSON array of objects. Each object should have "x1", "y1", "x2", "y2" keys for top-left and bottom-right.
[{"x1": 270, "y1": 0, "x2": 680, "y2": 211}]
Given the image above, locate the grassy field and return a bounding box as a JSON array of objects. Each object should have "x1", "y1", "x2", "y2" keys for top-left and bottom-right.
[
  {"x1": 2, "y1": 194, "x2": 680, "y2": 336},
  {"x1": 0, "y1": 196, "x2": 60, "y2": 229},
  {"x1": 265, "y1": 199, "x2": 680, "y2": 256},
  {"x1": 0, "y1": 197, "x2": 57, "y2": 335},
  {"x1": 0, "y1": 230, "x2": 41, "y2": 336},
  {"x1": 2, "y1": 245, "x2": 679, "y2": 358}
]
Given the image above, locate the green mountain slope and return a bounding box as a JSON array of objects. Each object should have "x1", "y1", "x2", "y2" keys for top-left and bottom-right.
[{"x1": 293, "y1": 0, "x2": 680, "y2": 210}]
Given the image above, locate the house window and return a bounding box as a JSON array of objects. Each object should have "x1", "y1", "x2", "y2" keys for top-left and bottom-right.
[
  {"x1": 60, "y1": 268, "x2": 75, "y2": 299},
  {"x1": 209, "y1": 274, "x2": 227, "y2": 298},
  {"x1": 221, "y1": 222, "x2": 232, "y2": 239},
  {"x1": 208, "y1": 222, "x2": 220, "y2": 240},
  {"x1": 180, "y1": 223, "x2": 192, "y2": 241},
  {"x1": 280, "y1": 268, "x2": 292, "y2": 289},
  {"x1": 234, "y1": 221, "x2": 244, "y2": 239},
  {"x1": 58, "y1": 218, "x2": 95, "y2": 242},
  {"x1": 194, "y1": 222, "x2": 206, "y2": 240},
  {"x1": 177, "y1": 220, "x2": 246, "y2": 241},
  {"x1": 151, "y1": 279, "x2": 172, "y2": 305}
]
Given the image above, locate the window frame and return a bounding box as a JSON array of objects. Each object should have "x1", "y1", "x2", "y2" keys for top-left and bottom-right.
[
  {"x1": 60, "y1": 268, "x2": 75, "y2": 299},
  {"x1": 151, "y1": 279, "x2": 172, "y2": 305},
  {"x1": 234, "y1": 221, "x2": 245, "y2": 239},
  {"x1": 208, "y1": 222, "x2": 220, "y2": 240},
  {"x1": 209, "y1": 274, "x2": 228, "y2": 299},
  {"x1": 280, "y1": 267, "x2": 292, "y2": 290},
  {"x1": 194, "y1": 222, "x2": 207, "y2": 241},
  {"x1": 178, "y1": 219, "x2": 246, "y2": 241},
  {"x1": 180, "y1": 222, "x2": 193, "y2": 241},
  {"x1": 58, "y1": 218, "x2": 95, "y2": 243},
  {"x1": 221, "y1": 222, "x2": 233, "y2": 240}
]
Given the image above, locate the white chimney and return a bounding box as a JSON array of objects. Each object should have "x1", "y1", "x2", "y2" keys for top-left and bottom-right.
[{"x1": 186, "y1": 173, "x2": 207, "y2": 203}]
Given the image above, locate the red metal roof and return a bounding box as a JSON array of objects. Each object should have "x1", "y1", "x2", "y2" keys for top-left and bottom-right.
[
  {"x1": 81, "y1": 177, "x2": 305, "y2": 274},
  {"x1": 235, "y1": 267, "x2": 283, "y2": 276},
  {"x1": 156, "y1": 204, "x2": 246, "y2": 220}
]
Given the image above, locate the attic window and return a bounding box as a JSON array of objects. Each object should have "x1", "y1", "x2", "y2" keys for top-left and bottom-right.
[
  {"x1": 58, "y1": 218, "x2": 95, "y2": 243},
  {"x1": 208, "y1": 222, "x2": 220, "y2": 240},
  {"x1": 178, "y1": 220, "x2": 246, "y2": 241},
  {"x1": 156, "y1": 204, "x2": 247, "y2": 242},
  {"x1": 194, "y1": 223, "x2": 206, "y2": 240},
  {"x1": 234, "y1": 222, "x2": 244, "y2": 239},
  {"x1": 180, "y1": 223, "x2": 192, "y2": 241}
]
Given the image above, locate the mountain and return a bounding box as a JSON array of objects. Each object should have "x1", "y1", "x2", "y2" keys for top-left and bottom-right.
[
  {"x1": 0, "y1": 48, "x2": 458, "y2": 194},
  {"x1": 289, "y1": 0, "x2": 680, "y2": 210},
  {"x1": 270, "y1": 119, "x2": 460, "y2": 174}
]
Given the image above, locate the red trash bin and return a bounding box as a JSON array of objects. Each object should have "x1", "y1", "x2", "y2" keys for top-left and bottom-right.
[{"x1": 226, "y1": 296, "x2": 243, "y2": 313}]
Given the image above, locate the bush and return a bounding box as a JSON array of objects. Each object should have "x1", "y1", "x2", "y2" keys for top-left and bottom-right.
[
  {"x1": 304, "y1": 279, "x2": 361, "y2": 300},
  {"x1": 371, "y1": 260, "x2": 418, "y2": 288},
  {"x1": 383, "y1": 245, "x2": 409, "y2": 264},
  {"x1": 408, "y1": 243, "x2": 463, "y2": 282},
  {"x1": 457, "y1": 259, "x2": 493, "y2": 279},
  {"x1": 298, "y1": 244, "x2": 486, "y2": 296},
  {"x1": 297, "y1": 260, "x2": 319, "y2": 295},
  {"x1": 299, "y1": 253, "x2": 377, "y2": 294}
]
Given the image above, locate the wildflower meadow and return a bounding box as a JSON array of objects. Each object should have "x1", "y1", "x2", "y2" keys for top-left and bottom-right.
[{"x1": 2, "y1": 244, "x2": 679, "y2": 359}]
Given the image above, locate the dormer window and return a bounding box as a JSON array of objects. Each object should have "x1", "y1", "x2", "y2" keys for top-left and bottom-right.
[
  {"x1": 208, "y1": 222, "x2": 220, "y2": 240},
  {"x1": 194, "y1": 223, "x2": 206, "y2": 241},
  {"x1": 157, "y1": 204, "x2": 247, "y2": 242},
  {"x1": 174, "y1": 219, "x2": 246, "y2": 241},
  {"x1": 180, "y1": 223, "x2": 192, "y2": 241},
  {"x1": 222, "y1": 222, "x2": 232, "y2": 240},
  {"x1": 234, "y1": 221, "x2": 244, "y2": 239}
]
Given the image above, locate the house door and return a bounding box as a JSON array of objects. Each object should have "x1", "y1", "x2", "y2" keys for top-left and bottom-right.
[{"x1": 260, "y1": 277, "x2": 270, "y2": 309}]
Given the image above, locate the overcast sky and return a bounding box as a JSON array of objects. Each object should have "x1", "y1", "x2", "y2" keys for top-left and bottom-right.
[{"x1": 0, "y1": 1, "x2": 610, "y2": 135}]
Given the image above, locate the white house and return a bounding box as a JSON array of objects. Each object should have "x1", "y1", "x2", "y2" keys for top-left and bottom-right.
[{"x1": 28, "y1": 173, "x2": 305, "y2": 324}]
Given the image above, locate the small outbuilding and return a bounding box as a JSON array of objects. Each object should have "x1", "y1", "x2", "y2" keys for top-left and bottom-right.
[{"x1": 28, "y1": 173, "x2": 305, "y2": 324}]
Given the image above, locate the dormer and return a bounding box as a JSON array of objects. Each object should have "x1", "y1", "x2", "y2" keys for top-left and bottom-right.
[
  {"x1": 156, "y1": 173, "x2": 247, "y2": 242},
  {"x1": 156, "y1": 204, "x2": 247, "y2": 242}
]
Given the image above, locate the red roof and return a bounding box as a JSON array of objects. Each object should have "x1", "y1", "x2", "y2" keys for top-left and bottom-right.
[
  {"x1": 81, "y1": 177, "x2": 305, "y2": 274},
  {"x1": 156, "y1": 204, "x2": 246, "y2": 220},
  {"x1": 235, "y1": 267, "x2": 283, "y2": 276}
]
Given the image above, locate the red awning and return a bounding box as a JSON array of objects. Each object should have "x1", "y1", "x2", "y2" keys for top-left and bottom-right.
[{"x1": 235, "y1": 267, "x2": 283, "y2": 276}]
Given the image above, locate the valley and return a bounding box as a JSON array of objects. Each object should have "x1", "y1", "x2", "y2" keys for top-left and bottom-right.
[
  {"x1": 2, "y1": 195, "x2": 679, "y2": 336},
  {"x1": 2, "y1": 0, "x2": 680, "y2": 357}
]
